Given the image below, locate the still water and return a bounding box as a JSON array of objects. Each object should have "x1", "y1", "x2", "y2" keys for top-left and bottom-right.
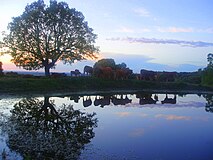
[{"x1": 0, "y1": 92, "x2": 213, "y2": 160}]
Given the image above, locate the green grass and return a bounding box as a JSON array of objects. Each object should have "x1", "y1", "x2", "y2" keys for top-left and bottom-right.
[{"x1": 0, "y1": 76, "x2": 212, "y2": 94}]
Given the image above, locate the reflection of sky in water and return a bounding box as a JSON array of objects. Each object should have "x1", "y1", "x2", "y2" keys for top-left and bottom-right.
[
  {"x1": 0, "y1": 97, "x2": 23, "y2": 159},
  {"x1": 0, "y1": 93, "x2": 213, "y2": 160}
]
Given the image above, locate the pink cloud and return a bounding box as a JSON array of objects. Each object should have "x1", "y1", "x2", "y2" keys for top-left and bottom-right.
[{"x1": 106, "y1": 37, "x2": 213, "y2": 47}]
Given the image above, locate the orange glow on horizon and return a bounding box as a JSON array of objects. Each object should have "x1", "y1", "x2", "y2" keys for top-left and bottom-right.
[
  {"x1": 83, "y1": 52, "x2": 103, "y2": 61},
  {"x1": 0, "y1": 54, "x2": 16, "y2": 70},
  {"x1": 96, "y1": 53, "x2": 105, "y2": 60},
  {"x1": 0, "y1": 54, "x2": 12, "y2": 64},
  {"x1": 0, "y1": 52, "x2": 106, "y2": 71}
]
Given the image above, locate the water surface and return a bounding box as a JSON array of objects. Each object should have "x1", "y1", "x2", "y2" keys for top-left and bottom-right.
[{"x1": 0, "y1": 92, "x2": 213, "y2": 160}]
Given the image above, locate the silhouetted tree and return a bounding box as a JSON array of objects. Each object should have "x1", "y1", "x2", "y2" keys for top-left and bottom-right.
[
  {"x1": 1, "y1": 0, "x2": 99, "y2": 76},
  {"x1": 3, "y1": 97, "x2": 97, "y2": 159}
]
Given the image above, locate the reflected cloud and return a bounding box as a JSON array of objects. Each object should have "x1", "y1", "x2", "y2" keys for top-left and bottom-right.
[
  {"x1": 195, "y1": 116, "x2": 210, "y2": 122},
  {"x1": 139, "y1": 113, "x2": 148, "y2": 117},
  {"x1": 155, "y1": 114, "x2": 191, "y2": 120},
  {"x1": 115, "y1": 112, "x2": 131, "y2": 117},
  {"x1": 177, "y1": 101, "x2": 205, "y2": 108},
  {"x1": 129, "y1": 128, "x2": 145, "y2": 137}
]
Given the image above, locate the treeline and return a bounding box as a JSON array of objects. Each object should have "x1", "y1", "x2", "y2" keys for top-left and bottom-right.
[
  {"x1": 88, "y1": 56, "x2": 213, "y2": 87},
  {"x1": 83, "y1": 58, "x2": 206, "y2": 86}
]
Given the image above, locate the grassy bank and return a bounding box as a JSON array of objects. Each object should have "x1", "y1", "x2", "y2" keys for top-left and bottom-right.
[{"x1": 0, "y1": 76, "x2": 213, "y2": 94}]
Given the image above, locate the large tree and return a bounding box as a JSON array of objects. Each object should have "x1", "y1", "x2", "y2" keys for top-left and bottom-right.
[{"x1": 2, "y1": 0, "x2": 99, "y2": 76}]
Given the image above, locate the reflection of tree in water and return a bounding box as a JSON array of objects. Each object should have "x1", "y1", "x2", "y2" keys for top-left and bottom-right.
[
  {"x1": 204, "y1": 94, "x2": 213, "y2": 113},
  {"x1": 5, "y1": 97, "x2": 98, "y2": 160}
]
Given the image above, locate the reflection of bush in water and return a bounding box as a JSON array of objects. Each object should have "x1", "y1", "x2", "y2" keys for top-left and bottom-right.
[{"x1": 6, "y1": 98, "x2": 98, "y2": 160}]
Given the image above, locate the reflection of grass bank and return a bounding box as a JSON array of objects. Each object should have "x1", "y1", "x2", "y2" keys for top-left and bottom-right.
[{"x1": 0, "y1": 76, "x2": 212, "y2": 94}]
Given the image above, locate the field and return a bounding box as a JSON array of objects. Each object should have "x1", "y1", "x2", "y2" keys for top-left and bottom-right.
[{"x1": 0, "y1": 75, "x2": 212, "y2": 94}]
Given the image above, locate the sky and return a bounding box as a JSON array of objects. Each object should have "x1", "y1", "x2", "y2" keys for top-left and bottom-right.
[{"x1": 0, "y1": 0, "x2": 213, "y2": 73}]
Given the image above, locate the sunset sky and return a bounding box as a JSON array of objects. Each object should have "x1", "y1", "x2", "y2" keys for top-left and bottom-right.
[{"x1": 0, "y1": 0, "x2": 213, "y2": 73}]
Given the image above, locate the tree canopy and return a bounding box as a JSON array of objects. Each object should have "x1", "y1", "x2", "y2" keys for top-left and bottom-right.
[
  {"x1": 93, "y1": 58, "x2": 116, "y2": 70},
  {"x1": 2, "y1": 0, "x2": 99, "y2": 76},
  {"x1": 116, "y1": 62, "x2": 127, "y2": 69}
]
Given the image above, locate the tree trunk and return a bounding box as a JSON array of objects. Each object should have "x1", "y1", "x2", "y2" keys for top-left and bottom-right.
[
  {"x1": 44, "y1": 97, "x2": 50, "y2": 105},
  {"x1": 44, "y1": 65, "x2": 50, "y2": 77}
]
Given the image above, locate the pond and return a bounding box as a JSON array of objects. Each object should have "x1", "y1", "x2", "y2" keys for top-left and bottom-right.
[{"x1": 0, "y1": 92, "x2": 213, "y2": 160}]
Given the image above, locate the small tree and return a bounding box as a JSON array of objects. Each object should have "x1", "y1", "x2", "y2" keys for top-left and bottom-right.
[{"x1": 2, "y1": 0, "x2": 98, "y2": 76}]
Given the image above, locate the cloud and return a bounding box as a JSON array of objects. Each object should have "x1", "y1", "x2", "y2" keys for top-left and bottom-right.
[
  {"x1": 101, "y1": 52, "x2": 171, "y2": 73},
  {"x1": 101, "y1": 52, "x2": 204, "y2": 73},
  {"x1": 115, "y1": 26, "x2": 213, "y2": 34},
  {"x1": 202, "y1": 28, "x2": 213, "y2": 33},
  {"x1": 158, "y1": 27, "x2": 194, "y2": 33},
  {"x1": 115, "y1": 27, "x2": 134, "y2": 33},
  {"x1": 106, "y1": 37, "x2": 213, "y2": 47},
  {"x1": 115, "y1": 27, "x2": 151, "y2": 33},
  {"x1": 158, "y1": 27, "x2": 213, "y2": 34},
  {"x1": 155, "y1": 114, "x2": 191, "y2": 121},
  {"x1": 134, "y1": 8, "x2": 150, "y2": 17},
  {"x1": 174, "y1": 64, "x2": 203, "y2": 72},
  {"x1": 139, "y1": 28, "x2": 151, "y2": 32}
]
